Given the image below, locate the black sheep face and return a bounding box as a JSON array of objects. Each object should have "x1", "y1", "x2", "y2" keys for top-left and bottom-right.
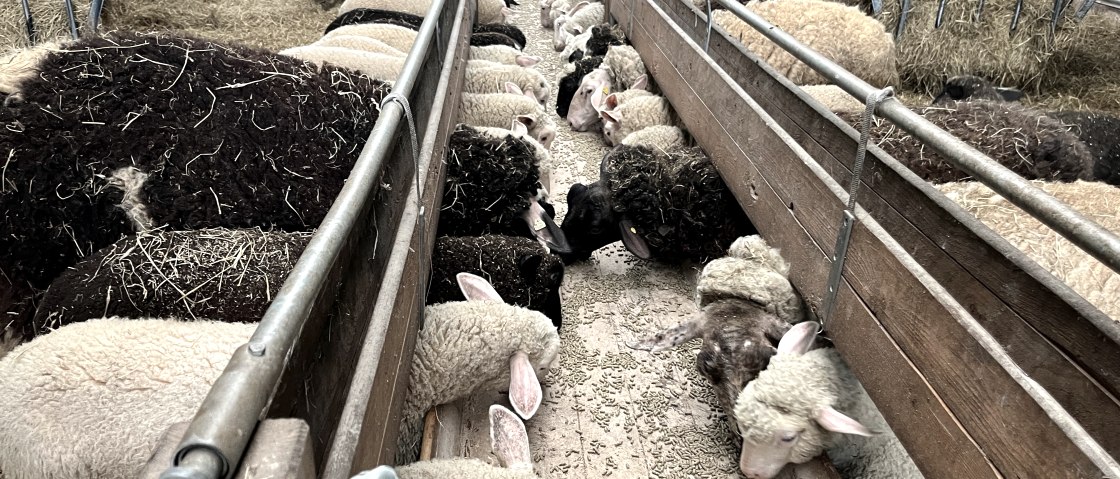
[
  {"x1": 933, "y1": 75, "x2": 1024, "y2": 105},
  {"x1": 558, "y1": 182, "x2": 621, "y2": 264},
  {"x1": 518, "y1": 252, "x2": 566, "y2": 329}
]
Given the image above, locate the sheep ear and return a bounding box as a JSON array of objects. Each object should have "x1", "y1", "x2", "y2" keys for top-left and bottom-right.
[
  {"x1": 996, "y1": 87, "x2": 1024, "y2": 102},
  {"x1": 572, "y1": 25, "x2": 584, "y2": 35},
  {"x1": 505, "y1": 81, "x2": 525, "y2": 95},
  {"x1": 599, "y1": 108, "x2": 621, "y2": 124},
  {"x1": 516, "y1": 54, "x2": 542, "y2": 67},
  {"x1": 490, "y1": 404, "x2": 533, "y2": 467},
  {"x1": 816, "y1": 406, "x2": 874, "y2": 437},
  {"x1": 501, "y1": 6, "x2": 518, "y2": 18},
  {"x1": 457, "y1": 272, "x2": 505, "y2": 302},
  {"x1": 618, "y1": 219, "x2": 651, "y2": 259},
  {"x1": 569, "y1": 1, "x2": 590, "y2": 13},
  {"x1": 515, "y1": 115, "x2": 537, "y2": 129},
  {"x1": 629, "y1": 74, "x2": 648, "y2": 91},
  {"x1": 518, "y1": 254, "x2": 543, "y2": 281},
  {"x1": 523, "y1": 200, "x2": 572, "y2": 254},
  {"x1": 776, "y1": 321, "x2": 818, "y2": 356},
  {"x1": 626, "y1": 312, "x2": 705, "y2": 353},
  {"x1": 507, "y1": 351, "x2": 543, "y2": 419},
  {"x1": 590, "y1": 88, "x2": 606, "y2": 111},
  {"x1": 510, "y1": 119, "x2": 530, "y2": 136},
  {"x1": 605, "y1": 92, "x2": 620, "y2": 110}
]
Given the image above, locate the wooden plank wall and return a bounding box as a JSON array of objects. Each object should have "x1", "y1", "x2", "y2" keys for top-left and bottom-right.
[
  {"x1": 609, "y1": 0, "x2": 1117, "y2": 476},
  {"x1": 318, "y1": 1, "x2": 474, "y2": 476},
  {"x1": 263, "y1": 2, "x2": 472, "y2": 475}
]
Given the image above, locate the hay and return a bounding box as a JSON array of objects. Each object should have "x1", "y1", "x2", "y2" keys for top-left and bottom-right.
[
  {"x1": 871, "y1": 0, "x2": 1088, "y2": 93},
  {"x1": 1027, "y1": 13, "x2": 1120, "y2": 113},
  {"x1": 31, "y1": 228, "x2": 311, "y2": 338},
  {"x1": 0, "y1": 0, "x2": 87, "y2": 50}
]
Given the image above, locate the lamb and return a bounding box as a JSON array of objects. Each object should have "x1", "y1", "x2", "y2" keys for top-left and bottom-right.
[
  {"x1": 620, "y1": 125, "x2": 688, "y2": 153},
  {"x1": 552, "y1": 1, "x2": 606, "y2": 51},
  {"x1": 560, "y1": 23, "x2": 627, "y2": 63},
  {"x1": 734, "y1": 321, "x2": 923, "y2": 479},
  {"x1": 337, "y1": 0, "x2": 510, "y2": 24},
  {"x1": 30, "y1": 228, "x2": 309, "y2": 340},
  {"x1": 834, "y1": 100, "x2": 1094, "y2": 183},
  {"x1": 566, "y1": 44, "x2": 651, "y2": 131},
  {"x1": 541, "y1": 0, "x2": 574, "y2": 28},
  {"x1": 628, "y1": 235, "x2": 808, "y2": 436},
  {"x1": 279, "y1": 45, "x2": 406, "y2": 80},
  {"x1": 0, "y1": 33, "x2": 388, "y2": 289},
  {"x1": 801, "y1": 84, "x2": 863, "y2": 116},
  {"x1": 324, "y1": 8, "x2": 424, "y2": 34},
  {"x1": 0, "y1": 318, "x2": 257, "y2": 479},
  {"x1": 555, "y1": 54, "x2": 604, "y2": 118},
  {"x1": 471, "y1": 45, "x2": 542, "y2": 66},
  {"x1": 323, "y1": 23, "x2": 418, "y2": 52},
  {"x1": 429, "y1": 235, "x2": 565, "y2": 328},
  {"x1": 314, "y1": 35, "x2": 408, "y2": 56},
  {"x1": 596, "y1": 92, "x2": 676, "y2": 146},
  {"x1": 932, "y1": 75, "x2": 1120, "y2": 186},
  {"x1": 936, "y1": 180, "x2": 1120, "y2": 321},
  {"x1": 460, "y1": 86, "x2": 558, "y2": 149},
  {"x1": 440, "y1": 124, "x2": 569, "y2": 254},
  {"x1": 395, "y1": 273, "x2": 561, "y2": 464},
  {"x1": 465, "y1": 60, "x2": 551, "y2": 107},
  {"x1": 711, "y1": 0, "x2": 897, "y2": 87},
  {"x1": 476, "y1": 23, "x2": 528, "y2": 50},
  {"x1": 559, "y1": 144, "x2": 757, "y2": 263},
  {"x1": 353, "y1": 405, "x2": 539, "y2": 479}
]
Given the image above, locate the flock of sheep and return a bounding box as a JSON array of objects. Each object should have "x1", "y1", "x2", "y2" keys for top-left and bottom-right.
[{"x1": 0, "y1": 0, "x2": 1115, "y2": 477}]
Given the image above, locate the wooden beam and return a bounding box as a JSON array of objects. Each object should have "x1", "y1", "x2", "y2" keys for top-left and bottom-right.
[
  {"x1": 656, "y1": 2, "x2": 1120, "y2": 437},
  {"x1": 612, "y1": 0, "x2": 1113, "y2": 477}
]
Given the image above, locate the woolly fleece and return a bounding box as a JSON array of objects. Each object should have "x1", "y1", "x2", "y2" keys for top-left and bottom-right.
[
  {"x1": 280, "y1": 45, "x2": 406, "y2": 80},
  {"x1": 602, "y1": 94, "x2": 675, "y2": 146},
  {"x1": 620, "y1": 125, "x2": 687, "y2": 152},
  {"x1": 712, "y1": 1, "x2": 897, "y2": 87},
  {"x1": 471, "y1": 45, "x2": 533, "y2": 64},
  {"x1": 397, "y1": 301, "x2": 559, "y2": 464},
  {"x1": 801, "y1": 84, "x2": 863, "y2": 115},
  {"x1": 555, "y1": 54, "x2": 604, "y2": 117},
  {"x1": 324, "y1": 8, "x2": 424, "y2": 33},
  {"x1": 459, "y1": 92, "x2": 556, "y2": 147},
  {"x1": 324, "y1": 23, "x2": 418, "y2": 52},
  {"x1": 337, "y1": 0, "x2": 507, "y2": 24},
  {"x1": 0, "y1": 318, "x2": 256, "y2": 479},
  {"x1": 314, "y1": 35, "x2": 408, "y2": 57},
  {"x1": 465, "y1": 60, "x2": 551, "y2": 105},
  {"x1": 696, "y1": 236, "x2": 805, "y2": 324}
]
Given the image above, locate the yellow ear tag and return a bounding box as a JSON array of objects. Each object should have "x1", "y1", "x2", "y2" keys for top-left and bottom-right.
[
  {"x1": 629, "y1": 226, "x2": 637, "y2": 234},
  {"x1": 601, "y1": 85, "x2": 611, "y2": 96}
]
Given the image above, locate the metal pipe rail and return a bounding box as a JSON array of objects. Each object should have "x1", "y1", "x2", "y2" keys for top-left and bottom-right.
[
  {"x1": 157, "y1": 0, "x2": 450, "y2": 477},
  {"x1": 715, "y1": 0, "x2": 1120, "y2": 277}
]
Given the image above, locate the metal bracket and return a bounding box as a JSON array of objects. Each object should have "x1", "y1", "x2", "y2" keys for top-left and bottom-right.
[{"x1": 705, "y1": 0, "x2": 714, "y2": 52}]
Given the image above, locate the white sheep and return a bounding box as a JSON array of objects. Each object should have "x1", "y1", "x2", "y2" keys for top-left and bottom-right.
[
  {"x1": 0, "y1": 41, "x2": 59, "y2": 95},
  {"x1": 620, "y1": 125, "x2": 687, "y2": 152},
  {"x1": 471, "y1": 45, "x2": 542, "y2": 67},
  {"x1": 323, "y1": 23, "x2": 418, "y2": 53},
  {"x1": 711, "y1": 0, "x2": 897, "y2": 87},
  {"x1": 394, "y1": 273, "x2": 560, "y2": 465},
  {"x1": 552, "y1": 1, "x2": 606, "y2": 51},
  {"x1": 460, "y1": 85, "x2": 558, "y2": 150},
  {"x1": 353, "y1": 405, "x2": 539, "y2": 479},
  {"x1": 558, "y1": 26, "x2": 594, "y2": 62},
  {"x1": 936, "y1": 180, "x2": 1120, "y2": 321},
  {"x1": 736, "y1": 321, "x2": 922, "y2": 479},
  {"x1": 314, "y1": 35, "x2": 407, "y2": 57},
  {"x1": 566, "y1": 45, "x2": 650, "y2": 131},
  {"x1": 0, "y1": 318, "x2": 256, "y2": 479},
  {"x1": 543, "y1": 0, "x2": 574, "y2": 28},
  {"x1": 595, "y1": 92, "x2": 675, "y2": 146},
  {"x1": 338, "y1": 0, "x2": 510, "y2": 24},
  {"x1": 801, "y1": 84, "x2": 863, "y2": 116},
  {"x1": 279, "y1": 45, "x2": 405, "y2": 81},
  {"x1": 465, "y1": 60, "x2": 551, "y2": 108}
]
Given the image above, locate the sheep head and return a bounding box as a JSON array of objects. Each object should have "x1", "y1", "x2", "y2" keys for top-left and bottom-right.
[
  {"x1": 733, "y1": 322, "x2": 872, "y2": 479},
  {"x1": 566, "y1": 67, "x2": 611, "y2": 131}
]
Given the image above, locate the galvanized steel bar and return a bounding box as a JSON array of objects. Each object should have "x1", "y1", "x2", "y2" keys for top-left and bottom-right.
[
  {"x1": 158, "y1": 0, "x2": 449, "y2": 476},
  {"x1": 716, "y1": 0, "x2": 1120, "y2": 277}
]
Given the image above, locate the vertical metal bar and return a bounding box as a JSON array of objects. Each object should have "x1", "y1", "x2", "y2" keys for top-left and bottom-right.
[
  {"x1": 20, "y1": 0, "x2": 36, "y2": 44},
  {"x1": 89, "y1": 0, "x2": 106, "y2": 34},
  {"x1": 63, "y1": 0, "x2": 79, "y2": 39},
  {"x1": 704, "y1": 0, "x2": 713, "y2": 52},
  {"x1": 1010, "y1": 0, "x2": 1025, "y2": 32},
  {"x1": 895, "y1": 0, "x2": 911, "y2": 40},
  {"x1": 934, "y1": 0, "x2": 948, "y2": 28}
]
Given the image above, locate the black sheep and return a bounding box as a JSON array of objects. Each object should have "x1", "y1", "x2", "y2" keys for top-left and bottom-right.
[
  {"x1": 560, "y1": 145, "x2": 756, "y2": 264},
  {"x1": 932, "y1": 74, "x2": 1025, "y2": 105},
  {"x1": 31, "y1": 228, "x2": 311, "y2": 339},
  {"x1": 439, "y1": 124, "x2": 568, "y2": 254},
  {"x1": 0, "y1": 32, "x2": 389, "y2": 288},
  {"x1": 556, "y1": 55, "x2": 604, "y2": 118},
  {"x1": 324, "y1": 8, "x2": 424, "y2": 33},
  {"x1": 428, "y1": 235, "x2": 564, "y2": 328},
  {"x1": 470, "y1": 31, "x2": 521, "y2": 49},
  {"x1": 567, "y1": 24, "x2": 627, "y2": 63},
  {"x1": 475, "y1": 23, "x2": 527, "y2": 50}
]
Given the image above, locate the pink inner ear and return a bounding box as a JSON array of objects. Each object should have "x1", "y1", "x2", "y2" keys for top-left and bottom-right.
[
  {"x1": 489, "y1": 404, "x2": 532, "y2": 469},
  {"x1": 457, "y1": 272, "x2": 504, "y2": 302},
  {"x1": 816, "y1": 405, "x2": 874, "y2": 437},
  {"x1": 600, "y1": 108, "x2": 621, "y2": 123},
  {"x1": 630, "y1": 75, "x2": 648, "y2": 90},
  {"x1": 776, "y1": 321, "x2": 818, "y2": 356},
  {"x1": 605, "y1": 92, "x2": 619, "y2": 110},
  {"x1": 508, "y1": 351, "x2": 543, "y2": 419}
]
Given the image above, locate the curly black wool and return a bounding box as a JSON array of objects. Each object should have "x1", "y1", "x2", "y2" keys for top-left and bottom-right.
[
  {"x1": 31, "y1": 228, "x2": 311, "y2": 339},
  {"x1": 556, "y1": 55, "x2": 604, "y2": 117},
  {"x1": 836, "y1": 100, "x2": 1093, "y2": 184},
  {"x1": 439, "y1": 125, "x2": 544, "y2": 239},
  {"x1": 603, "y1": 145, "x2": 755, "y2": 262},
  {"x1": 0, "y1": 32, "x2": 388, "y2": 288},
  {"x1": 324, "y1": 8, "x2": 424, "y2": 33},
  {"x1": 475, "y1": 23, "x2": 526, "y2": 49},
  {"x1": 470, "y1": 31, "x2": 520, "y2": 49},
  {"x1": 583, "y1": 24, "x2": 627, "y2": 58},
  {"x1": 428, "y1": 235, "x2": 564, "y2": 328}
]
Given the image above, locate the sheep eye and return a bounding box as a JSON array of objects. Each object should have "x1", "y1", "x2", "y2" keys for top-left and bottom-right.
[{"x1": 780, "y1": 432, "x2": 798, "y2": 443}]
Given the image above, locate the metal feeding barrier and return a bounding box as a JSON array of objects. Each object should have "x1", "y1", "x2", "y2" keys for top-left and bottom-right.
[
  {"x1": 20, "y1": 0, "x2": 109, "y2": 43},
  {"x1": 864, "y1": 0, "x2": 1101, "y2": 40}
]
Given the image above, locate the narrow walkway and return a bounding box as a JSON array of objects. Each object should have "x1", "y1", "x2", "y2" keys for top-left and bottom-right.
[{"x1": 456, "y1": 6, "x2": 742, "y2": 478}]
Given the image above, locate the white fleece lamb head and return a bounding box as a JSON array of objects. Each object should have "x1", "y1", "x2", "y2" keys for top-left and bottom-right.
[{"x1": 733, "y1": 322, "x2": 872, "y2": 479}]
